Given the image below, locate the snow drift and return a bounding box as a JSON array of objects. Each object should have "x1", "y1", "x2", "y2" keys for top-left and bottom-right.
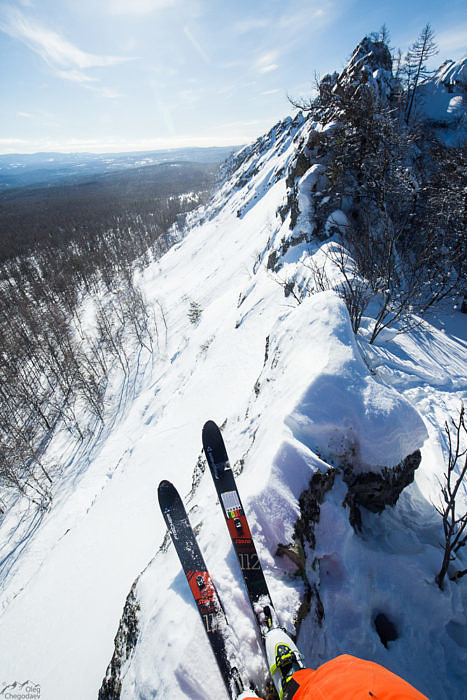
[{"x1": 260, "y1": 291, "x2": 428, "y2": 473}]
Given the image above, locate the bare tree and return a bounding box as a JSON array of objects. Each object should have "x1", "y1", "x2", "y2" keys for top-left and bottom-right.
[
  {"x1": 434, "y1": 405, "x2": 467, "y2": 590},
  {"x1": 379, "y1": 23, "x2": 391, "y2": 45},
  {"x1": 287, "y1": 71, "x2": 323, "y2": 112},
  {"x1": 307, "y1": 40, "x2": 463, "y2": 343},
  {"x1": 404, "y1": 23, "x2": 438, "y2": 123}
]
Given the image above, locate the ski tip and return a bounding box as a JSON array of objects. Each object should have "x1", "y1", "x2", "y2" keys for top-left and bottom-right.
[
  {"x1": 158, "y1": 479, "x2": 173, "y2": 491},
  {"x1": 202, "y1": 420, "x2": 229, "y2": 472},
  {"x1": 202, "y1": 419, "x2": 219, "y2": 434},
  {"x1": 157, "y1": 479, "x2": 176, "y2": 505}
]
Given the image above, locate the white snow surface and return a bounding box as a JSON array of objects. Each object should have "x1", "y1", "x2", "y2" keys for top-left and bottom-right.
[
  {"x1": 0, "y1": 112, "x2": 466, "y2": 700},
  {"x1": 419, "y1": 57, "x2": 466, "y2": 145}
]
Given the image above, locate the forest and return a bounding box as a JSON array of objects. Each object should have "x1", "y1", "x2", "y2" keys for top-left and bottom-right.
[{"x1": 0, "y1": 159, "x2": 220, "y2": 511}]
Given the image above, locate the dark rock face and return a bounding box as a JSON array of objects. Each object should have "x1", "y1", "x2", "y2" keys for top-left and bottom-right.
[
  {"x1": 281, "y1": 150, "x2": 313, "y2": 233},
  {"x1": 343, "y1": 450, "x2": 422, "y2": 530},
  {"x1": 295, "y1": 468, "x2": 337, "y2": 548},
  {"x1": 286, "y1": 151, "x2": 311, "y2": 189},
  {"x1": 277, "y1": 469, "x2": 336, "y2": 636},
  {"x1": 267, "y1": 250, "x2": 279, "y2": 270},
  {"x1": 318, "y1": 72, "x2": 339, "y2": 105},
  {"x1": 277, "y1": 469, "x2": 336, "y2": 567},
  {"x1": 347, "y1": 37, "x2": 393, "y2": 75},
  {"x1": 99, "y1": 583, "x2": 140, "y2": 700}
]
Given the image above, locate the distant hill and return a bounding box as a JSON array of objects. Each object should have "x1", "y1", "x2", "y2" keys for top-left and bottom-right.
[
  {"x1": 0, "y1": 145, "x2": 242, "y2": 191},
  {"x1": 0, "y1": 159, "x2": 222, "y2": 261}
]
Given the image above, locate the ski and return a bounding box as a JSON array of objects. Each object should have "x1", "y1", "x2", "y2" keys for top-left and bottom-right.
[
  {"x1": 202, "y1": 420, "x2": 278, "y2": 641},
  {"x1": 158, "y1": 479, "x2": 245, "y2": 699}
]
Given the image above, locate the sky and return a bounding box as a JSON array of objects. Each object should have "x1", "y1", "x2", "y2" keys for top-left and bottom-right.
[{"x1": 0, "y1": 0, "x2": 466, "y2": 155}]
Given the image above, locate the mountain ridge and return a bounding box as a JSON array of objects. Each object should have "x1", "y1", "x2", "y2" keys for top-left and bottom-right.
[{"x1": 0, "y1": 35, "x2": 465, "y2": 700}]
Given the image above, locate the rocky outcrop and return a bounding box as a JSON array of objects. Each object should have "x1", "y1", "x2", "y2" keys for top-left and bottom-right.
[
  {"x1": 345, "y1": 36, "x2": 393, "y2": 75},
  {"x1": 343, "y1": 450, "x2": 422, "y2": 530},
  {"x1": 277, "y1": 469, "x2": 336, "y2": 636},
  {"x1": 99, "y1": 583, "x2": 140, "y2": 700},
  {"x1": 277, "y1": 469, "x2": 337, "y2": 564},
  {"x1": 295, "y1": 468, "x2": 337, "y2": 548},
  {"x1": 285, "y1": 151, "x2": 312, "y2": 189}
]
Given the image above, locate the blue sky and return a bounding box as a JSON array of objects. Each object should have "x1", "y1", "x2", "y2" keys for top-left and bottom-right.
[{"x1": 0, "y1": 0, "x2": 465, "y2": 154}]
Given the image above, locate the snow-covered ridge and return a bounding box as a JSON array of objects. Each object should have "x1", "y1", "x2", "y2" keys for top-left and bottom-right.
[
  {"x1": 0, "y1": 37, "x2": 466, "y2": 700},
  {"x1": 109, "y1": 130, "x2": 431, "y2": 698}
]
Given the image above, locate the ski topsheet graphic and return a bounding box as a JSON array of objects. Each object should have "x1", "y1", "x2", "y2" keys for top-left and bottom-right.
[
  {"x1": 202, "y1": 420, "x2": 278, "y2": 640},
  {"x1": 158, "y1": 479, "x2": 245, "y2": 699},
  {"x1": 222, "y1": 490, "x2": 242, "y2": 519}
]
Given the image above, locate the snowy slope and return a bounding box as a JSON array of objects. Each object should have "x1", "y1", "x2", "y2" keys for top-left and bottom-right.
[
  {"x1": 1, "y1": 64, "x2": 466, "y2": 700},
  {"x1": 419, "y1": 57, "x2": 466, "y2": 145}
]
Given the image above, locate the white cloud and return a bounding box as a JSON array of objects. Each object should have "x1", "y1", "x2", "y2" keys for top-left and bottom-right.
[
  {"x1": 183, "y1": 26, "x2": 209, "y2": 64},
  {"x1": 217, "y1": 84, "x2": 235, "y2": 96},
  {"x1": 54, "y1": 68, "x2": 97, "y2": 84},
  {"x1": 261, "y1": 88, "x2": 280, "y2": 95},
  {"x1": 257, "y1": 51, "x2": 278, "y2": 65},
  {"x1": 260, "y1": 63, "x2": 278, "y2": 73},
  {"x1": 220, "y1": 119, "x2": 262, "y2": 129},
  {"x1": 255, "y1": 51, "x2": 279, "y2": 73},
  {"x1": 233, "y1": 17, "x2": 270, "y2": 34},
  {"x1": 108, "y1": 0, "x2": 178, "y2": 15},
  {"x1": 18, "y1": 111, "x2": 33, "y2": 118},
  {"x1": 0, "y1": 6, "x2": 134, "y2": 88},
  {"x1": 279, "y1": 2, "x2": 332, "y2": 32},
  {"x1": 255, "y1": 51, "x2": 279, "y2": 74},
  {"x1": 0, "y1": 122, "x2": 264, "y2": 155}
]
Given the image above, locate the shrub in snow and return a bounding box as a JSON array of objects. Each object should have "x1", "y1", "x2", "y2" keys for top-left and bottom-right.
[
  {"x1": 434, "y1": 404, "x2": 467, "y2": 590},
  {"x1": 187, "y1": 300, "x2": 202, "y2": 326}
]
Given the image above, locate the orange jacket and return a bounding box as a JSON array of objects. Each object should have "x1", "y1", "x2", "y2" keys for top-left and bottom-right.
[{"x1": 244, "y1": 655, "x2": 428, "y2": 700}]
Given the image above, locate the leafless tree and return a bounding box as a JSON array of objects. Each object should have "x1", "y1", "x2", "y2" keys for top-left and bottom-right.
[
  {"x1": 287, "y1": 71, "x2": 323, "y2": 112},
  {"x1": 434, "y1": 405, "x2": 467, "y2": 590},
  {"x1": 403, "y1": 23, "x2": 438, "y2": 123},
  {"x1": 379, "y1": 23, "x2": 391, "y2": 45},
  {"x1": 322, "y1": 244, "x2": 373, "y2": 334}
]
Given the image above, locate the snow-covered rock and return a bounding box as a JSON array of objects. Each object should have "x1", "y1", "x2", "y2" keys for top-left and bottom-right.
[{"x1": 419, "y1": 57, "x2": 466, "y2": 144}]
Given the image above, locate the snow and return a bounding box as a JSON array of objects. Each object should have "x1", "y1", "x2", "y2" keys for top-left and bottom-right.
[
  {"x1": 293, "y1": 163, "x2": 327, "y2": 237},
  {"x1": 418, "y1": 57, "x2": 466, "y2": 145},
  {"x1": 0, "y1": 103, "x2": 466, "y2": 700},
  {"x1": 325, "y1": 209, "x2": 349, "y2": 236},
  {"x1": 275, "y1": 292, "x2": 428, "y2": 472}
]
